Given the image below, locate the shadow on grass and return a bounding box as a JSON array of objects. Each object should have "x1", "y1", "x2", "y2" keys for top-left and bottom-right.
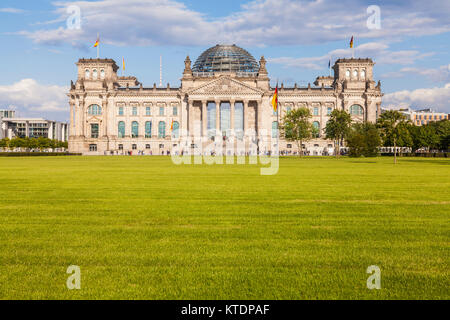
[{"x1": 400, "y1": 159, "x2": 450, "y2": 165}]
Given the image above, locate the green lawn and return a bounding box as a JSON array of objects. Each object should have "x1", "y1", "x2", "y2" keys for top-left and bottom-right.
[{"x1": 0, "y1": 156, "x2": 448, "y2": 300}]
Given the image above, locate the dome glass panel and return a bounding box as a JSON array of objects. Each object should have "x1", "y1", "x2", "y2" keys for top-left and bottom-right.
[{"x1": 193, "y1": 45, "x2": 259, "y2": 75}]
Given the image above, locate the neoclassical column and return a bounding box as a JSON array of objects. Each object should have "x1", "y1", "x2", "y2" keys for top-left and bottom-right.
[
  {"x1": 201, "y1": 100, "x2": 207, "y2": 137},
  {"x1": 69, "y1": 101, "x2": 75, "y2": 134},
  {"x1": 256, "y1": 100, "x2": 263, "y2": 135},
  {"x1": 102, "y1": 98, "x2": 108, "y2": 137},
  {"x1": 80, "y1": 100, "x2": 85, "y2": 137},
  {"x1": 215, "y1": 100, "x2": 221, "y2": 135},
  {"x1": 243, "y1": 100, "x2": 249, "y2": 132},
  {"x1": 187, "y1": 100, "x2": 192, "y2": 135},
  {"x1": 230, "y1": 99, "x2": 235, "y2": 132}
]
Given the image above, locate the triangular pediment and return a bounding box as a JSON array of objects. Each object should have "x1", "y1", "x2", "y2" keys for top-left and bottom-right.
[
  {"x1": 87, "y1": 115, "x2": 102, "y2": 122},
  {"x1": 187, "y1": 76, "x2": 264, "y2": 95}
]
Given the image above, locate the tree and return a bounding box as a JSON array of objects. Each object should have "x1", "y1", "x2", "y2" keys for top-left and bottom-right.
[
  {"x1": 37, "y1": 137, "x2": 51, "y2": 151},
  {"x1": 396, "y1": 123, "x2": 413, "y2": 156},
  {"x1": 280, "y1": 107, "x2": 315, "y2": 157},
  {"x1": 0, "y1": 138, "x2": 10, "y2": 151},
  {"x1": 377, "y1": 110, "x2": 409, "y2": 164},
  {"x1": 346, "y1": 123, "x2": 381, "y2": 157},
  {"x1": 428, "y1": 120, "x2": 450, "y2": 151},
  {"x1": 325, "y1": 109, "x2": 352, "y2": 157},
  {"x1": 28, "y1": 138, "x2": 39, "y2": 150},
  {"x1": 418, "y1": 125, "x2": 440, "y2": 152}
]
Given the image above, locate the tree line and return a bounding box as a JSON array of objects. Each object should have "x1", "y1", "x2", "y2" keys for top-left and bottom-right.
[
  {"x1": 281, "y1": 108, "x2": 449, "y2": 163},
  {"x1": 0, "y1": 137, "x2": 68, "y2": 151}
]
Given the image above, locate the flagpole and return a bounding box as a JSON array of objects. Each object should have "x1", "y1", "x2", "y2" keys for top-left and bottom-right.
[
  {"x1": 97, "y1": 33, "x2": 99, "y2": 59},
  {"x1": 329, "y1": 56, "x2": 332, "y2": 77}
]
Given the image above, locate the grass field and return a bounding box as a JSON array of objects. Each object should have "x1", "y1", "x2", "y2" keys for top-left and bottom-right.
[{"x1": 0, "y1": 156, "x2": 448, "y2": 300}]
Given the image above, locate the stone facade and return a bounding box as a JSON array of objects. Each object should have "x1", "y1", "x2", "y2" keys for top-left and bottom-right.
[{"x1": 68, "y1": 47, "x2": 383, "y2": 155}]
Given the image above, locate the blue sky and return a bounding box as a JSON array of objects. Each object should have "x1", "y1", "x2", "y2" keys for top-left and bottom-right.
[{"x1": 0, "y1": 0, "x2": 449, "y2": 121}]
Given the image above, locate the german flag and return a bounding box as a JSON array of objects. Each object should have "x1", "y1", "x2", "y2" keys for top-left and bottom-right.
[
  {"x1": 94, "y1": 36, "x2": 100, "y2": 48},
  {"x1": 271, "y1": 84, "x2": 278, "y2": 113},
  {"x1": 170, "y1": 120, "x2": 174, "y2": 131},
  {"x1": 350, "y1": 36, "x2": 354, "y2": 49}
]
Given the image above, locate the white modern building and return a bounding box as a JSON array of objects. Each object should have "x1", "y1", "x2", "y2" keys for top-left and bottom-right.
[
  {"x1": 395, "y1": 107, "x2": 449, "y2": 126},
  {"x1": 0, "y1": 111, "x2": 68, "y2": 142}
]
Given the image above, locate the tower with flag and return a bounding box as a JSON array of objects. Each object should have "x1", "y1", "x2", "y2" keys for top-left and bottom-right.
[
  {"x1": 94, "y1": 34, "x2": 100, "y2": 58},
  {"x1": 350, "y1": 36, "x2": 354, "y2": 58}
]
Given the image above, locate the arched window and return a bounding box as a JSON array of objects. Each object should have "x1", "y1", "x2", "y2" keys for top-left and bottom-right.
[
  {"x1": 346, "y1": 69, "x2": 350, "y2": 78},
  {"x1": 353, "y1": 69, "x2": 358, "y2": 78},
  {"x1": 312, "y1": 121, "x2": 320, "y2": 138},
  {"x1": 85, "y1": 69, "x2": 90, "y2": 79},
  {"x1": 118, "y1": 121, "x2": 125, "y2": 138},
  {"x1": 100, "y1": 69, "x2": 105, "y2": 79},
  {"x1": 272, "y1": 121, "x2": 278, "y2": 138},
  {"x1": 145, "y1": 121, "x2": 152, "y2": 138},
  {"x1": 87, "y1": 104, "x2": 102, "y2": 115},
  {"x1": 350, "y1": 104, "x2": 364, "y2": 116},
  {"x1": 131, "y1": 121, "x2": 139, "y2": 138},
  {"x1": 92, "y1": 69, "x2": 98, "y2": 80},
  {"x1": 172, "y1": 121, "x2": 180, "y2": 138},
  {"x1": 360, "y1": 69, "x2": 366, "y2": 79},
  {"x1": 158, "y1": 121, "x2": 166, "y2": 138}
]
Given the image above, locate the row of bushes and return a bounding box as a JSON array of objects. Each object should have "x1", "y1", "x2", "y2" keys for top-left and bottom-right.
[
  {"x1": 0, "y1": 152, "x2": 81, "y2": 157},
  {"x1": 380, "y1": 152, "x2": 449, "y2": 158}
]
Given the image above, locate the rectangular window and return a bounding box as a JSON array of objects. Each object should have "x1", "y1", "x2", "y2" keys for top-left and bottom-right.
[
  {"x1": 327, "y1": 107, "x2": 332, "y2": 115},
  {"x1": 118, "y1": 107, "x2": 124, "y2": 116},
  {"x1": 132, "y1": 144, "x2": 137, "y2": 150},
  {"x1": 145, "y1": 144, "x2": 151, "y2": 149},
  {"x1": 313, "y1": 107, "x2": 319, "y2": 116},
  {"x1": 89, "y1": 144, "x2": 97, "y2": 152},
  {"x1": 173, "y1": 106, "x2": 178, "y2": 116},
  {"x1": 91, "y1": 124, "x2": 99, "y2": 138},
  {"x1": 118, "y1": 144, "x2": 123, "y2": 150},
  {"x1": 132, "y1": 107, "x2": 138, "y2": 116},
  {"x1": 159, "y1": 107, "x2": 164, "y2": 116},
  {"x1": 146, "y1": 107, "x2": 151, "y2": 116}
]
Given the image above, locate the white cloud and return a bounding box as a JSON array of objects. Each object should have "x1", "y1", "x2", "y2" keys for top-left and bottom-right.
[
  {"x1": 0, "y1": 8, "x2": 26, "y2": 14},
  {"x1": 381, "y1": 65, "x2": 450, "y2": 83},
  {"x1": 17, "y1": 0, "x2": 450, "y2": 47},
  {"x1": 383, "y1": 83, "x2": 450, "y2": 113},
  {"x1": 0, "y1": 79, "x2": 68, "y2": 119},
  {"x1": 268, "y1": 42, "x2": 433, "y2": 70}
]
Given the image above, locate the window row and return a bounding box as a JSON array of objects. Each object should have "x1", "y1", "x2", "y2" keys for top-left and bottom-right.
[
  {"x1": 117, "y1": 121, "x2": 179, "y2": 139},
  {"x1": 345, "y1": 68, "x2": 366, "y2": 80},
  {"x1": 416, "y1": 114, "x2": 446, "y2": 120},
  {"x1": 274, "y1": 106, "x2": 335, "y2": 116},
  {"x1": 86, "y1": 104, "x2": 180, "y2": 117},
  {"x1": 271, "y1": 120, "x2": 322, "y2": 138},
  {"x1": 117, "y1": 106, "x2": 178, "y2": 116},
  {"x1": 85, "y1": 68, "x2": 105, "y2": 80}
]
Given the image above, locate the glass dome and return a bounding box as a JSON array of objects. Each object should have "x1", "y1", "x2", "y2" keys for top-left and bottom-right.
[{"x1": 192, "y1": 44, "x2": 259, "y2": 75}]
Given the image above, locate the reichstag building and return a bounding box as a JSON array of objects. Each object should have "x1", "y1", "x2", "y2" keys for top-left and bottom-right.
[{"x1": 68, "y1": 44, "x2": 383, "y2": 155}]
